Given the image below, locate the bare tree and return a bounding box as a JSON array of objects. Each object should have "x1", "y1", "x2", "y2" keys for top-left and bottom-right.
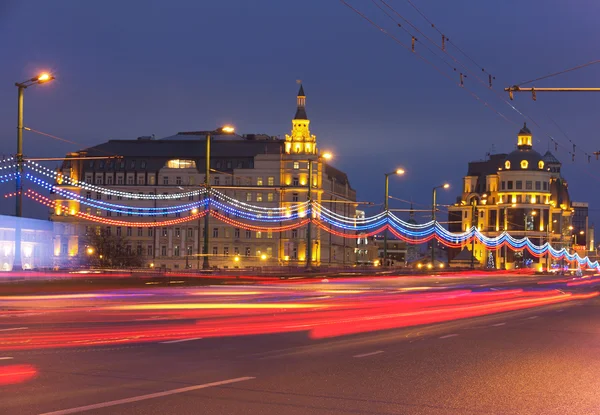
[{"x1": 80, "y1": 229, "x2": 143, "y2": 268}]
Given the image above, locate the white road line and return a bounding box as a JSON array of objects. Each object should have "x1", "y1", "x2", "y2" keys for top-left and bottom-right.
[
  {"x1": 353, "y1": 350, "x2": 384, "y2": 358},
  {"x1": 492, "y1": 322, "x2": 506, "y2": 327},
  {"x1": 0, "y1": 327, "x2": 28, "y2": 332},
  {"x1": 557, "y1": 309, "x2": 564, "y2": 313},
  {"x1": 439, "y1": 334, "x2": 459, "y2": 339},
  {"x1": 526, "y1": 316, "x2": 539, "y2": 320},
  {"x1": 0, "y1": 357, "x2": 13, "y2": 360},
  {"x1": 38, "y1": 376, "x2": 255, "y2": 415},
  {"x1": 160, "y1": 337, "x2": 203, "y2": 344}
]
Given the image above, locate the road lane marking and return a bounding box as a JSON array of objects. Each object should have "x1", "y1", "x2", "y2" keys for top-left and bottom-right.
[
  {"x1": 0, "y1": 357, "x2": 13, "y2": 360},
  {"x1": 491, "y1": 322, "x2": 506, "y2": 327},
  {"x1": 38, "y1": 376, "x2": 255, "y2": 415},
  {"x1": 353, "y1": 350, "x2": 384, "y2": 358},
  {"x1": 557, "y1": 309, "x2": 564, "y2": 313},
  {"x1": 526, "y1": 316, "x2": 539, "y2": 320},
  {"x1": 439, "y1": 334, "x2": 458, "y2": 339},
  {"x1": 0, "y1": 327, "x2": 28, "y2": 332},
  {"x1": 161, "y1": 337, "x2": 203, "y2": 344}
]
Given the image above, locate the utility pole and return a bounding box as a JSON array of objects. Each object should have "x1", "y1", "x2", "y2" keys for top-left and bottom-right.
[
  {"x1": 470, "y1": 200, "x2": 476, "y2": 269},
  {"x1": 505, "y1": 86, "x2": 600, "y2": 101}
]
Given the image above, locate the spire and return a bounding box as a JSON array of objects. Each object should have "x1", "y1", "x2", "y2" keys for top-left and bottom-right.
[
  {"x1": 294, "y1": 84, "x2": 307, "y2": 120},
  {"x1": 517, "y1": 122, "x2": 532, "y2": 150}
]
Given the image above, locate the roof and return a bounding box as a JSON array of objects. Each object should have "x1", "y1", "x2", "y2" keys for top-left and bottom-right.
[
  {"x1": 297, "y1": 84, "x2": 305, "y2": 97},
  {"x1": 467, "y1": 153, "x2": 507, "y2": 176},
  {"x1": 82, "y1": 138, "x2": 284, "y2": 158},
  {"x1": 324, "y1": 163, "x2": 354, "y2": 190},
  {"x1": 294, "y1": 107, "x2": 308, "y2": 120},
  {"x1": 505, "y1": 148, "x2": 544, "y2": 170},
  {"x1": 519, "y1": 122, "x2": 531, "y2": 135},
  {"x1": 542, "y1": 150, "x2": 561, "y2": 165}
]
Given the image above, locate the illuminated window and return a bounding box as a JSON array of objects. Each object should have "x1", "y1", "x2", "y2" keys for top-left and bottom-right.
[
  {"x1": 505, "y1": 160, "x2": 511, "y2": 169},
  {"x1": 520, "y1": 160, "x2": 529, "y2": 169},
  {"x1": 257, "y1": 177, "x2": 263, "y2": 186},
  {"x1": 538, "y1": 160, "x2": 544, "y2": 169},
  {"x1": 267, "y1": 193, "x2": 274, "y2": 202},
  {"x1": 167, "y1": 159, "x2": 196, "y2": 169},
  {"x1": 256, "y1": 193, "x2": 263, "y2": 202},
  {"x1": 256, "y1": 231, "x2": 262, "y2": 239},
  {"x1": 293, "y1": 162, "x2": 300, "y2": 169},
  {"x1": 268, "y1": 177, "x2": 274, "y2": 186}
]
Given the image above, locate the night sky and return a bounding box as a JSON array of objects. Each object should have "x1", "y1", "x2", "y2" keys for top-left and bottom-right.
[{"x1": 1, "y1": 0, "x2": 599, "y2": 228}]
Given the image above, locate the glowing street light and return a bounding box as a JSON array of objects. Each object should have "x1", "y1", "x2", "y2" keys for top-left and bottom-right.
[
  {"x1": 383, "y1": 167, "x2": 406, "y2": 265},
  {"x1": 86, "y1": 247, "x2": 94, "y2": 255},
  {"x1": 202, "y1": 125, "x2": 236, "y2": 270},
  {"x1": 260, "y1": 254, "x2": 267, "y2": 260},
  {"x1": 13, "y1": 72, "x2": 55, "y2": 271},
  {"x1": 220, "y1": 125, "x2": 235, "y2": 134},
  {"x1": 306, "y1": 151, "x2": 335, "y2": 270}
]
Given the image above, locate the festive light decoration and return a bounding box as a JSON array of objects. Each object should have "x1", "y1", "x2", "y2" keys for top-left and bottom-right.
[
  {"x1": 13, "y1": 164, "x2": 600, "y2": 268},
  {"x1": 26, "y1": 161, "x2": 208, "y2": 200},
  {"x1": 26, "y1": 174, "x2": 209, "y2": 216},
  {"x1": 19, "y1": 190, "x2": 208, "y2": 227}
]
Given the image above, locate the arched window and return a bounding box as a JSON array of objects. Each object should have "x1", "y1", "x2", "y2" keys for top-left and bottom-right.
[
  {"x1": 538, "y1": 160, "x2": 544, "y2": 169},
  {"x1": 520, "y1": 160, "x2": 529, "y2": 169},
  {"x1": 505, "y1": 160, "x2": 511, "y2": 169}
]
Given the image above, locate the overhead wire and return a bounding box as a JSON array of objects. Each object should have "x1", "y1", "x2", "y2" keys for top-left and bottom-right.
[
  {"x1": 516, "y1": 59, "x2": 600, "y2": 87},
  {"x1": 352, "y1": 0, "x2": 597, "y2": 170}
]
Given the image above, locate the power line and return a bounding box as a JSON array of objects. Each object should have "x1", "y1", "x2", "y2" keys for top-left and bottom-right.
[
  {"x1": 403, "y1": 0, "x2": 493, "y2": 78},
  {"x1": 359, "y1": 1, "x2": 596, "y2": 168},
  {"x1": 23, "y1": 127, "x2": 116, "y2": 156},
  {"x1": 516, "y1": 59, "x2": 600, "y2": 87},
  {"x1": 341, "y1": 1, "x2": 516, "y2": 126}
]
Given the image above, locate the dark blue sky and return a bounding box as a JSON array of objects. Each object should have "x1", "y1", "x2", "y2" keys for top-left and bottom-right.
[{"x1": 1, "y1": 0, "x2": 599, "y2": 225}]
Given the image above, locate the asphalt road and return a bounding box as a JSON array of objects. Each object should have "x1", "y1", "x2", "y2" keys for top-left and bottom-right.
[{"x1": 1, "y1": 274, "x2": 599, "y2": 415}]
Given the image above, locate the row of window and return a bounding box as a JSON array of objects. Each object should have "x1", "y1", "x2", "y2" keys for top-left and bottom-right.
[
  {"x1": 501, "y1": 180, "x2": 548, "y2": 191},
  {"x1": 88, "y1": 226, "x2": 307, "y2": 240},
  {"x1": 85, "y1": 191, "x2": 277, "y2": 202},
  {"x1": 85, "y1": 159, "x2": 255, "y2": 171},
  {"x1": 85, "y1": 174, "x2": 277, "y2": 187}
]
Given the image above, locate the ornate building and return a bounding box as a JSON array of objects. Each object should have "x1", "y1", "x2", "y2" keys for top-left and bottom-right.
[
  {"x1": 448, "y1": 124, "x2": 574, "y2": 269},
  {"x1": 51, "y1": 85, "x2": 357, "y2": 269}
]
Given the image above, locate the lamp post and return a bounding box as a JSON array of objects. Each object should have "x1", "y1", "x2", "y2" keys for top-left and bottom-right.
[
  {"x1": 14, "y1": 72, "x2": 54, "y2": 271},
  {"x1": 383, "y1": 169, "x2": 405, "y2": 266},
  {"x1": 202, "y1": 125, "x2": 235, "y2": 270},
  {"x1": 431, "y1": 183, "x2": 450, "y2": 265},
  {"x1": 470, "y1": 193, "x2": 486, "y2": 269},
  {"x1": 306, "y1": 151, "x2": 332, "y2": 270}
]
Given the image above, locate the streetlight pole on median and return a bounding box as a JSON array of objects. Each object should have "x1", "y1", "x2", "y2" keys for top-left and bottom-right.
[
  {"x1": 15, "y1": 73, "x2": 55, "y2": 218},
  {"x1": 383, "y1": 169, "x2": 405, "y2": 266},
  {"x1": 202, "y1": 125, "x2": 235, "y2": 270},
  {"x1": 14, "y1": 72, "x2": 55, "y2": 271},
  {"x1": 431, "y1": 183, "x2": 450, "y2": 265},
  {"x1": 306, "y1": 151, "x2": 332, "y2": 270}
]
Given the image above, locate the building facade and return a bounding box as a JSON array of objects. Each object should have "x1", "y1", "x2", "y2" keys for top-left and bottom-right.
[
  {"x1": 448, "y1": 124, "x2": 575, "y2": 269},
  {"x1": 51, "y1": 86, "x2": 358, "y2": 269}
]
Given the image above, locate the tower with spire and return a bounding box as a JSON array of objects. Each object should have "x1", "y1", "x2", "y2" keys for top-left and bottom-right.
[{"x1": 285, "y1": 84, "x2": 317, "y2": 155}]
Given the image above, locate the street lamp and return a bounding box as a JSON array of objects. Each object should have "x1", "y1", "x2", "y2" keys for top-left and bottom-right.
[
  {"x1": 383, "y1": 168, "x2": 405, "y2": 266},
  {"x1": 306, "y1": 151, "x2": 333, "y2": 270},
  {"x1": 86, "y1": 247, "x2": 94, "y2": 255},
  {"x1": 202, "y1": 125, "x2": 236, "y2": 270},
  {"x1": 15, "y1": 72, "x2": 55, "y2": 218},
  {"x1": 431, "y1": 183, "x2": 450, "y2": 265},
  {"x1": 14, "y1": 72, "x2": 55, "y2": 272}
]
